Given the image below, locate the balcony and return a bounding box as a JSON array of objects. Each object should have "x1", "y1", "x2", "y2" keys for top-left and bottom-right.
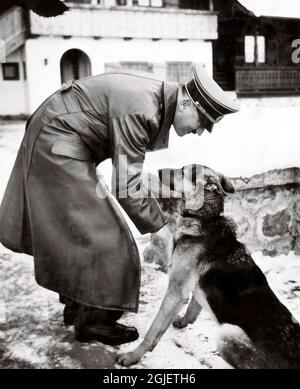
[
  {"x1": 236, "y1": 67, "x2": 300, "y2": 96},
  {"x1": 28, "y1": 5, "x2": 218, "y2": 40},
  {"x1": 0, "y1": 6, "x2": 26, "y2": 57}
]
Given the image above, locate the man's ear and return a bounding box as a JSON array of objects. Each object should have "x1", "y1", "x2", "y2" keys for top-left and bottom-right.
[
  {"x1": 183, "y1": 99, "x2": 192, "y2": 107},
  {"x1": 219, "y1": 173, "x2": 235, "y2": 194}
]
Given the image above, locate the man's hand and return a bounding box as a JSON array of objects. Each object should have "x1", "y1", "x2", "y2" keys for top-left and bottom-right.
[{"x1": 155, "y1": 224, "x2": 174, "y2": 270}]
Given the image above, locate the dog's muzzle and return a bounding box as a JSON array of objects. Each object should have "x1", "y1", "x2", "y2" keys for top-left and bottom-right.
[{"x1": 205, "y1": 183, "x2": 218, "y2": 193}]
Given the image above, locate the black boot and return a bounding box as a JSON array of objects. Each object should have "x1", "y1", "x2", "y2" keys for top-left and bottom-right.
[
  {"x1": 63, "y1": 303, "x2": 79, "y2": 326},
  {"x1": 74, "y1": 306, "x2": 139, "y2": 346},
  {"x1": 60, "y1": 294, "x2": 79, "y2": 326}
]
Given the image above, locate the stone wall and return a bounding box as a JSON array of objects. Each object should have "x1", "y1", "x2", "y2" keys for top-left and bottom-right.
[
  {"x1": 225, "y1": 168, "x2": 300, "y2": 257},
  {"x1": 143, "y1": 168, "x2": 300, "y2": 269}
]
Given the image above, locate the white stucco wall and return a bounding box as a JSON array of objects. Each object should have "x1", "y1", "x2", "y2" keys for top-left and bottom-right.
[
  {"x1": 143, "y1": 97, "x2": 300, "y2": 178},
  {"x1": 25, "y1": 36, "x2": 213, "y2": 113},
  {"x1": 0, "y1": 48, "x2": 29, "y2": 116}
]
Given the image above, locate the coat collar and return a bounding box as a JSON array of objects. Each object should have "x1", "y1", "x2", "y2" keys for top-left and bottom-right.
[{"x1": 149, "y1": 81, "x2": 179, "y2": 152}]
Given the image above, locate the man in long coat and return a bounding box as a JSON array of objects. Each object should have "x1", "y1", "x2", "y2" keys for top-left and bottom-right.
[{"x1": 0, "y1": 66, "x2": 239, "y2": 345}]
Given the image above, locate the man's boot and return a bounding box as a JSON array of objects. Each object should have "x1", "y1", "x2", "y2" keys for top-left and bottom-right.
[
  {"x1": 60, "y1": 294, "x2": 79, "y2": 326},
  {"x1": 63, "y1": 303, "x2": 79, "y2": 326},
  {"x1": 74, "y1": 305, "x2": 139, "y2": 346}
]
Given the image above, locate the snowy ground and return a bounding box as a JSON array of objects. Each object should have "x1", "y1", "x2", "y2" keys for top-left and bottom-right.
[
  {"x1": 0, "y1": 243, "x2": 299, "y2": 369},
  {"x1": 0, "y1": 119, "x2": 300, "y2": 369}
]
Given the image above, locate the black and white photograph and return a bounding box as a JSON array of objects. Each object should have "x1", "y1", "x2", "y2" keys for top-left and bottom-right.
[{"x1": 0, "y1": 0, "x2": 300, "y2": 371}]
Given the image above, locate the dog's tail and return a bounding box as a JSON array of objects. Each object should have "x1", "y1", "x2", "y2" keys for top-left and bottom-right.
[{"x1": 216, "y1": 324, "x2": 270, "y2": 369}]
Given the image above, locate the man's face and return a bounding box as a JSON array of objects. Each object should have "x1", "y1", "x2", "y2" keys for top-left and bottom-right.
[{"x1": 173, "y1": 100, "x2": 206, "y2": 137}]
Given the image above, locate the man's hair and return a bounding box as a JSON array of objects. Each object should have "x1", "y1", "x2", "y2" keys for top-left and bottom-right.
[
  {"x1": 178, "y1": 84, "x2": 192, "y2": 107},
  {"x1": 179, "y1": 84, "x2": 213, "y2": 129}
]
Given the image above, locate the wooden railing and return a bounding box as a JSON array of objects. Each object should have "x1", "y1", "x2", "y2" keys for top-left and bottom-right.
[
  {"x1": 236, "y1": 67, "x2": 300, "y2": 95},
  {"x1": 29, "y1": 5, "x2": 218, "y2": 40},
  {"x1": 0, "y1": 6, "x2": 26, "y2": 58}
]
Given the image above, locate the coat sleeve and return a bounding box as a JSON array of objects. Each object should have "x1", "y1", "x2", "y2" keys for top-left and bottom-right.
[{"x1": 110, "y1": 114, "x2": 167, "y2": 235}]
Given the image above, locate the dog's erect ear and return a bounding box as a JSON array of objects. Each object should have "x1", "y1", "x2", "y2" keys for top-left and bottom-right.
[{"x1": 219, "y1": 174, "x2": 235, "y2": 194}]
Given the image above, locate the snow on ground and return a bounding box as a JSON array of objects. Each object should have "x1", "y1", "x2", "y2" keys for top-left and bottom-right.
[{"x1": 0, "y1": 242, "x2": 299, "y2": 369}]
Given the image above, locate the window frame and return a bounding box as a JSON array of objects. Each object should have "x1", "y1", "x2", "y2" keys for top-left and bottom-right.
[
  {"x1": 167, "y1": 61, "x2": 194, "y2": 84},
  {"x1": 116, "y1": 0, "x2": 127, "y2": 5},
  {"x1": 2, "y1": 63, "x2": 20, "y2": 81},
  {"x1": 244, "y1": 35, "x2": 266, "y2": 65},
  {"x1": 133, "y1": 0, "x2": 164, "y2": 7}
]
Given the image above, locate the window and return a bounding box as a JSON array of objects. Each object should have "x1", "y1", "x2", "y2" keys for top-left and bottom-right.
[
  {"x1": 2, "y1": 63, "x2": 20, "y2": 80},
  {"x1": 179, "y1": 0, "x2": 209, "y2": 10},
  {"x1": 245, "y1": 36, "x2": 255, "y2": 63},
  {"x1": 150, "y1": 0, "x2": 163, "y2": 6},
  {"x1": 257, "y1": 36, "x2": 266, "y2": 64},
  {"x1": 116, "y1": 0, "x2": 127, "y2": 5},
  {"x1": 133, "y1": 0, "x2": 164, "y2": 7},
  {"x1": 121, "y1": 62, "x2": 153, "y2": 72},
  {"x1": 245, "y1": 35, "x2": 265, "y2": 64},
  {"x1": 23, "y1": 62, "x2": 27, "y2": 80},
  {"x1": 167, "y1": 62, "x2": 193, "y2": 83},
  {"x1": 105, "y1": 62, "x2": 153, "y2": 73},
  {"x1": 66, "y1": 1, "x2": 105, "y2": 3}
]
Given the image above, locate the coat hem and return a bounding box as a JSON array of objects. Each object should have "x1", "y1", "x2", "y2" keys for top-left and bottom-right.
[
  {"x1": 35, "y1": 280, "x2": 139, "y2": 313},
  {"x1": 0, "y1": 235, "x2": 23, "y2": 254}
]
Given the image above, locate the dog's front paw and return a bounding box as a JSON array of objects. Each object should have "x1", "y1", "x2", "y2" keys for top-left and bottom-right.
[
  {"x1": 117, "y1": 351, "x2": 142, "y2": 367},
  {"x1": 173, "y1": 315, "x2": 189, "y2": 329}
]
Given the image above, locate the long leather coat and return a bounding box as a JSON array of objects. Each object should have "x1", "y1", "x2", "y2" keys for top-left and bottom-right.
[{"x1": 0, "y1": 72, "x2": 179, "y2": 312}]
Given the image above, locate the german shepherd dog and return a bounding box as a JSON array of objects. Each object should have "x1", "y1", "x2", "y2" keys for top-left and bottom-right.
[{"x1": 118, "y1": 165, "x2": 300, "y2": 368}]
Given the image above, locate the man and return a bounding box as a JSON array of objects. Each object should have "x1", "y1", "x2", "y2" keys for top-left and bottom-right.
[{"x1": 0, "y1": 65, "x2": 239, "y2": 346}]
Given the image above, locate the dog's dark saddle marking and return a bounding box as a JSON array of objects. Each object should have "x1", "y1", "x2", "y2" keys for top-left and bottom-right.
[{"x1": 180, "y1": 214, "x2": 300, "y2": 368}]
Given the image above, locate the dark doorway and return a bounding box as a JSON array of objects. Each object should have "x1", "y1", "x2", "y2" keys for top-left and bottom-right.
[{"x1": 60, "y1": 49, "x2": 91, "y2": 84}]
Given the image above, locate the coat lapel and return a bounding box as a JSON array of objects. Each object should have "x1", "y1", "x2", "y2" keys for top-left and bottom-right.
[{"x1": 149, "y1": 81, "x2": 178, "y2": 151}]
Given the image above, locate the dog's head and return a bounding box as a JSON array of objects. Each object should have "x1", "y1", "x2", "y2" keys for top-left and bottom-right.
[{"x1": 158, "y1": 164, "x2": 235, "y2": 218}]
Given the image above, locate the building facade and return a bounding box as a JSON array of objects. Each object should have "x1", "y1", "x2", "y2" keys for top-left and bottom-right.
[
  {"x1": 0, "y1": 0, "x2": 217, "y2": 116},
  {"x1": 213, "y1": 0, "x2": 300, "y2": 95}
]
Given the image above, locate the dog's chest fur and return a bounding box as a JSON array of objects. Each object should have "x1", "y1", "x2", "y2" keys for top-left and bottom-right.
[
  {"x1": 174, "y1": 216, "x2": 221, "y2": 322},
  {"x1": 175, "y1": 216, "x2": 206, "y2": 242},
  {"x1": 173, "y1": 215, "x2": 253, "y2": 325}
]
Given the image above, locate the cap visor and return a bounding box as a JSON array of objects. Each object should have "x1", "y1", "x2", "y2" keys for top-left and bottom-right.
[{"x1": 197, "y1": 111, "x2": 214, "y2": 133}]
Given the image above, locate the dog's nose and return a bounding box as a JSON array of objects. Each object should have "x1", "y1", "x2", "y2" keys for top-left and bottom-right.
[{"x1": 205, "y1": 183, "x2": 218, "y2": 192}]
